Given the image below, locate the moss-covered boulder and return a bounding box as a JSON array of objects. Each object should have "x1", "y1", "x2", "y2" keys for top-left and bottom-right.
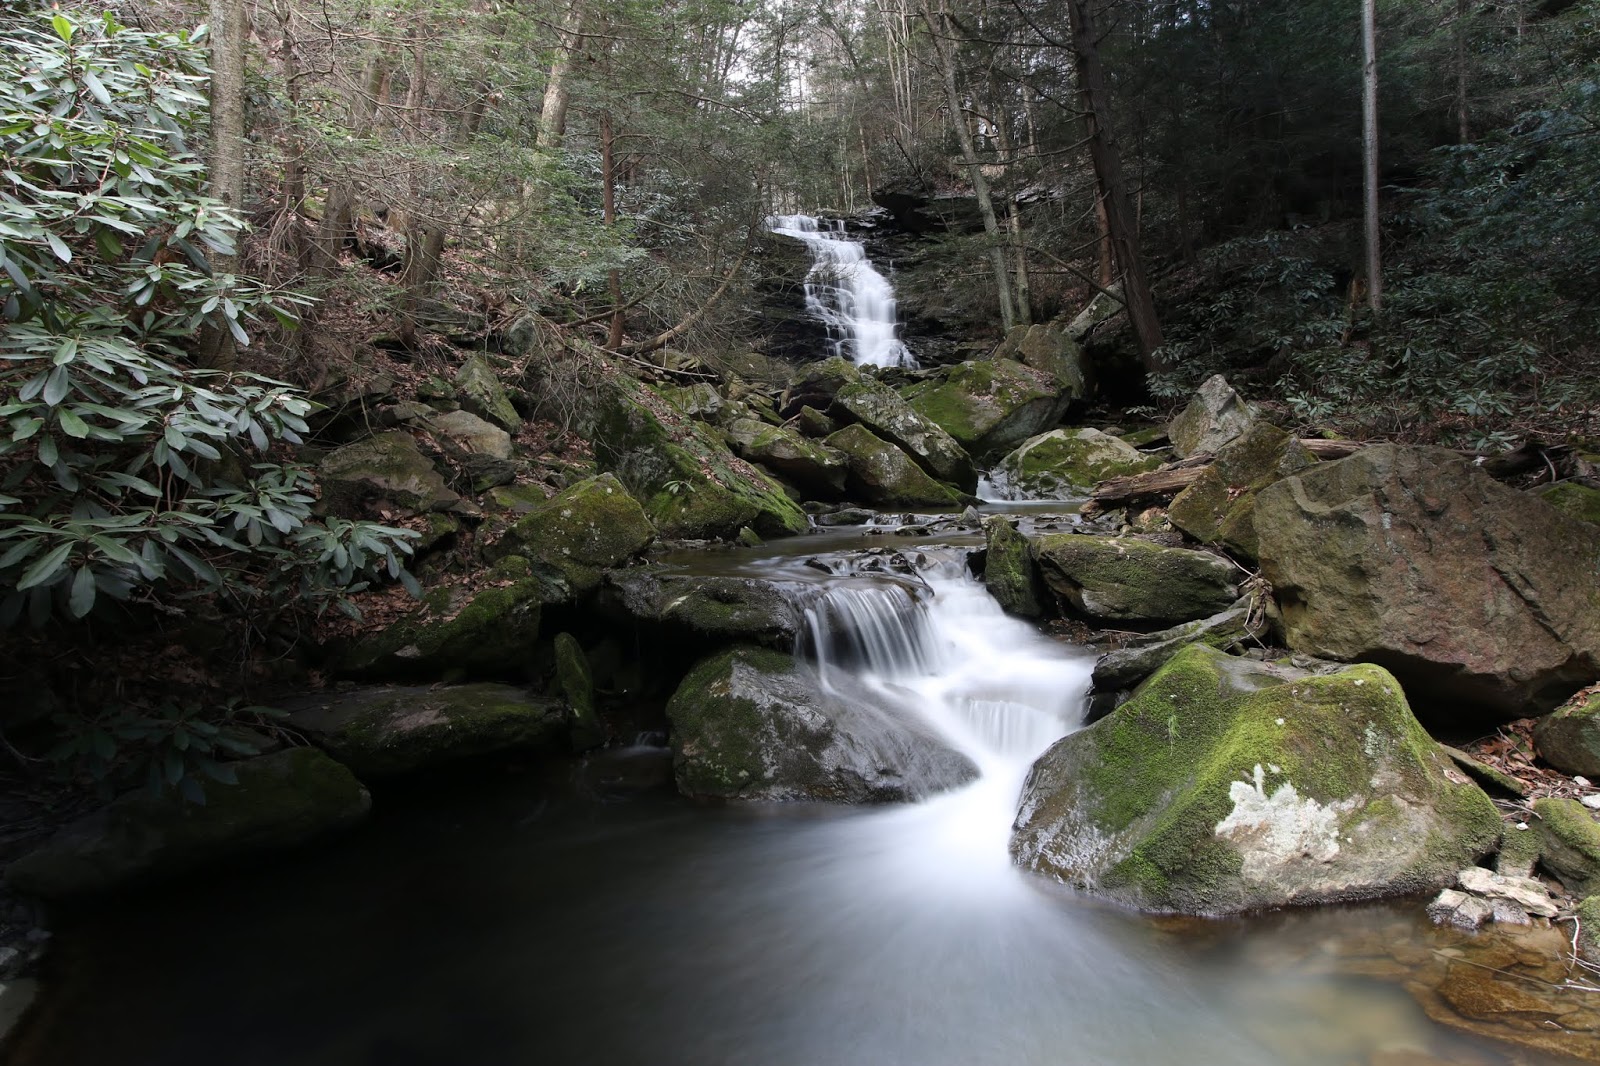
[
  {"x1": 830, "y1": 376, "x2": 976, "y2": 489},
  {"x1": 992, "y1": 322, "x2": 1087, "y2": 393},
  {"x1": 1092, "y1": 602, "x2": 1255, "y2": 691},
  {"x1": 486, "y1": 473, "x2": 654, "y2": 590},
  {"x1": 666, "y1": 647, "x2": 978, "y2": 802},
  {"x1": 1254, "y1": 445, "x2": 1600, "y2": 719},
  {"x1": 903, "y1": 358, "x2": 1074, "y2": 459},
  {"x1": 337, "y1": 556, "x2": 556, "y2": 681},
  {"x1": 1168, "y1": 374, "x2": 1259, "y2": 458},
  {"x1": 285, "y1": 684, "x2": 565, "y2": 778},
  {"x1": 1167, "y1": 422, "x2": 1314, "y2": 559},
  {"x1": 659, "y1": 382, "x2": 726, "y2": 422},
  {"x1": 602, "y1": 569, "x2": 800, "y2": 648},
  {"x1": 455, "y1": 352, "x2": 521, "y2": 431},
  {"x1": 1533, "y1": 692, "x2": 1600, "y2": 777},
  {"x1": 6, "y1": 748, "x2": 370, "y2": 898},
  {"x1": 318, "y1": 431, "x2": 459, "y2": 517},
  {"x1": 582, "y1": 374, "x2": 807, "y2": 540},
  {"x1": 1031, "y1": 534, "x2": 1239, "y2": 624},
  {"x1": 1011, "y1": 645, "x2": 1501, "y2": 914},
  {"x1": 795, "y1": 406, "x2": 836, "y2": 438},
  {"x1": 1580, "y1": 896, "x2": 1600, "y2": 965},
  {"x1": 982, "y1": 515, "x2": 1045, "y2": 618},
  {"x1": 554, "y1": 633, "x2": 604, "y2": 750},
  {"x1": 993, "y1": 428, "x2": 1160, "y2": 500},
  {"x1": 724, "y1": 417, "x2": 848, "y2": 498},
  {"x1": 1532, "y1": 797, "x2": 1600, "y2": 896},
  {"x1": 1539, "y1": 481, "x2": 1600, "y2": 525},
  {"x1": 825, "y1": 424, "x2": 966, "y2": 508}
]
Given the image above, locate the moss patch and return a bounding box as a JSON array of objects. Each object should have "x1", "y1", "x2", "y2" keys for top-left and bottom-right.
[
  {"x1": 1538, "y1": 482, "x2": 1600, "y2": 525},
  {"x1": 1031, "y1": 533, "x2": 1239, "y2": 623},
  {"x1": 996, "y1": 428, "x2": 1160, "y2": 499},
  {"x1": 1532, "y1": 797, "x2": 1600, "y2": 896},
  {"x1": 903, "y1": 359, "x2": 1072, "y2": 458},
  {"x1": 488, "y1": 473, "x2": 654, "y2": 589}
]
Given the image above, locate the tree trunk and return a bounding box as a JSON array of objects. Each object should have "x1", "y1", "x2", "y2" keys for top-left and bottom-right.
[
  {"x1": 201, "y1": 0, "x2": 247, "y2": 368},
  {"x1": 313, "y1": 58, "x2": 387, "y2": 274},
  {"x1": 1361, "y1": 0, "x2": 1382, "y2": 311},
  {"x1": 602, "y1": 111, "x2": 625, "y2": 348},
  {"x1": 537, "y1": 1, "x2": 583, "y2": 151},
  {"x1": 1455, "y1": 0, "x2": 1471, "y2": 143}
]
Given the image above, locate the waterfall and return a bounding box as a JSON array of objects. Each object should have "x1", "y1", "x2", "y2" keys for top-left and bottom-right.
[{"x1": 768, "y1": 214, "x2": 917, "y2": 369}]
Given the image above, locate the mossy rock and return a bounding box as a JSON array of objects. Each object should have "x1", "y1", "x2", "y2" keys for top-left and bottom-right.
[
  {"x1": 582, "y1": 375, "x2": 806, "y2": 540},
  {"x1": 1538, "y1": 481, "x2": 1600, "y2": 525},
  {"x1": 1579, "y1": 896, "x2": 1600, "y2": 964},
  {"x1": 285, "y1": 683, "x2": 566, "y2": 778},
  {"x1": 602, "y1": 569, "x2": 800, "y2": 648},
  {"x1": 1011, "y1": 644, "x2": 1501, "y2": 914},
  {"x1": 903, "y1": 358, "x2": 1074, "y2": 459},
  {"x1": 724, "y1": 417, "x2": 848, "y2": 498},
  {"x1": 825, "y1": 424, "x2": 967, "y2": 508},
  {"x1": 555, "y1": 633, "x2": 604, "y2": 751},
  {"x1": 665, "y1": 646, "x2": 978, "y2": 802},
  {"x1": 486, "y1": 483, "x2": 551, "y2": 514},
  {"x1": 487, "y1": 473, "x2": 654, "y2": 590},
  {"x1": 1168, "y1": 422, "x2": 1315, "y2": 559},
  {"x1": 6, "y1": 748, "x2": 371, "y2": 898},
  {"x1": 795, "y1": 406, "x2": 836, "y2": 438},
  {"x1": 455, "y1": 352, "x2": 521, "y2": 431},
  {"x1": 1092, "y1": 602, "x2": 1254, "y2": 690},
  {"x1": 1031, "y1": 533, "x2": 1239, "y2": 624},
  {"x1": 830, "y1": 377, "x2": 976, "y2": 489},
  {"x1": 337, "y1": 556, "x2": 558, "y2": 681},
  {"x1": 1533, "y1": 692, "x2": 1600, "y2": 777},
  {"x1": 1168, "y1": 374, "x2": 1259, "y2": 458},
  {"x1": 658, "y1": 382, "x2": 726, "y2": 422},
  {"x1": 993, "y1": 322, "x2": 1087, "y2": 393},
  {"x1": 318, "y1": 431, "x2": 459, "y2": 517},
  {"x1": 994, "y1": 428, "x2": 1160, "y2": 500},
  {"x1": 424, "y1": 409, "x2": 512, "y2": 461},
  {"x1": 982, "y1": 515, "x2": 1045, "y2": 618},
  {"x1": 1532, "y1": 797, "x2": 1600, "y2": 896}
]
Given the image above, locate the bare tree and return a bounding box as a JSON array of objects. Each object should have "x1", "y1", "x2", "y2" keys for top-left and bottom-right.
[{"x1": 1362, "y1": 0, "x2": 1382, "y2": 311}]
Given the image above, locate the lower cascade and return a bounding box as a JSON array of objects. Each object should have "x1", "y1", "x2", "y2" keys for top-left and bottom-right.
[{"x1": 768, "y1": 213, "x2": 916, "y2": 369}]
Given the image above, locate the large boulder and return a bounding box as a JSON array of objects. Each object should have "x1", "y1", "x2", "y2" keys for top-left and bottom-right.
[
  {"x1": 6, "y1": 748, "x2": 371, "y2": 898},
  {"x1": 830, "y1": 375, "x2": 977, "y2": 489},
  {"x1": 601, "y1": 570, "x2": 800, "y2": 649},
  {"x1": 724, "y1": 417, "x2": 848, "y2": 498},
  {"x1": 903, "y1": 359, "x2": 1074, "y2": 459},
  {"x1": 982, "y1": 515, "x2": 1045, "y2": 618},
  {"x1": 454, "y1": 352, "x2": 521, "y2": 431},
  {"x1": 1168, "y1": 375, "x2": 1259, "y2": 458},
  {"x1": 666, "y1": 647, "x2": 978, "y2": 802},
  {"x1": 992, "y1": 322, "x2": 1087, "y2": 393},
  {"x1": 1011, "y1": 645, "x2": 1501, "y2": 914},
  {"x1": 1031, "y1": 534, "x2": 1239, "y2": 624},
  {"x1": 1534, "y1": 692, "x2": 1600, "y2": 777},
  {"x1": 486, "y1": 473, "x2": 654, "y2": 589},
  {"x1": 1532, "y1": 798, "x2": 1600, "y2": 897},
  {"x1": 825, "y1": 424, "x2": 966, "y2": 508},
  {"x1": 1167, "y1": 422, "x2": 1314, "y2": 559},
  {"x1": 582, "y1": 374, "x2": 807, "y2": 540},
  {"x1": 1253, "y1": 445, "x2": 1600, "y2": 719},
  {"x1": 284, "y1": 684, "x2": 566, "y2": 778},
  {"x1": 993, "y1": 428, "x2": 1160, "y2": 500},
  {"x1": 318, "y1": 431, "x2": 459, "y2": 517}
]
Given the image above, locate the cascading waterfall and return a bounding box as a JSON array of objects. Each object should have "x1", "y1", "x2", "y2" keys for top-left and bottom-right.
[{"x1": 768, "y1": 214, "x2": 917, "y2": 369}]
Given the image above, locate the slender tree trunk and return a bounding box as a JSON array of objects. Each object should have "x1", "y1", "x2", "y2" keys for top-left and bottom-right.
[
  {"x1": 602, "y1": 111, "x2": 625, "y2": 348},
  {"x1": 201, "y1": 0, "x2": 246, "y2": 368},
  {"x1": 1455, "y1": 0, "x2": 1471, "y2": 143},
  {"x1": 1362, "y1": 0, "x2": 1382, "y2": 311},
  {"x1": 538, "y1": 1, "x2": 583, "y2": 151},
  {"x1": 1094, "y1": 192, "x2": 1114, "y2": 286},
  {"x1": 314, "y1": 58, "x2": 387, "y2": 274}
]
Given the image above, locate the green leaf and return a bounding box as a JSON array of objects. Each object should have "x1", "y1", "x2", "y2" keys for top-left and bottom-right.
[
  {"x1": 58, "y1": 409, "x2": 88, "y2": 438},
  {"x1": 68, "y1": 564, "x2": 96, "y2": 617},
  {"x1": 44, "y1": 230, "x2": 72, "y2": 263},
  {"x1": 51, "y1": 14, "x2": 74, "y2": 42},
  {"x1": 16, "y1": 541, "x2": 71, "y2": 590},
  {"x1": 42, "y1": 366, "x2": 70, "y2": 406}
]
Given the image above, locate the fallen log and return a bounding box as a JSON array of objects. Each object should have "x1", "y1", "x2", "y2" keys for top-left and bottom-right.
[{"x1": 1085, "y1": 438, "x2": 1367, "y2": 511}]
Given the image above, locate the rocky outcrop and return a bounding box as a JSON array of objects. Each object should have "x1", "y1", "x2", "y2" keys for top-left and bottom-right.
[
  {"x1": 825, "y1": 424, "x2": 966, "y2": 508},
  {"x1": 1167, "y1": 422, "x2": 1314, "y2": 559},
  {"x1": 7, "y1": 748, "x2": 371, "y2": 898},
  {"x1": 1534, "y1": 692, "x2": 1600, "y2": 777},
  {"x1": 285, "y1": 684, "x2": 566, "y2": 778},
  {"x1": 1532, "y1": 797, "x2": 1600, "y2": 896},
  {"x1": 1011, "y1": 645, "x2": 1501, "y2": 914},
  {"x1": 318, "y1": 431, "x2": 459, "y2": 516},
  {"x1": 601, "y1": 570, "x2": 800, "y2": 648},
  {"x1": 486, "y1": 473, "x2": 655, "y2": 590},
  {"x1": 1092, "y1": 602, "x2": 1255, "y2": 690},
  {"x1": 1032, "y1": 534, "x2": 1239, "y2": 624},
  {"x1": 454, "y1": 353, "x2": 521, "y2": 431},
  {"x1": 993, "y1": 428, "x2": 1160, "y2": 500},
  {"x1": 1168, "y1": 375, "x2": 1259, "y2": 458},
  {"x1": 903, "y1": 359, "x2": 1075, "y2": 459},
  {"x1": 1253, "y1": 445, "x2": 1600, "y2": 719},
  {"x1": 831, "y1": 375, "x2": 977, "y2": 490},
  {"x1": 724, "y1": 417, "x2": 848, "y2": 498},
  {"x1": 982, "y1": 515, "x2": 1045, "y2": 618},
  {"x1": 666, "y1": 647, "x2": 978, "y2": 802}
]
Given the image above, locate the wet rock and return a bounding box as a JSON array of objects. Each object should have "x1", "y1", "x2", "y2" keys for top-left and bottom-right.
[
  {"x1": 724, "y1": 417, "x2": 848, "y2": 498},
  {"x1": 1167, "y1": 422, "x2": 1314, "y2": 559},
  {"x1": 1254, "y1": 445, "x2": 1600, "y2": 720},
  {"x1": 1532, "y1": 797, "x2": 1600, "y2": 895},
  {"x1": 667, "y1": 646, "x2": 978, "y2": 803},
  {"x1": 813, "y1": 506, "x2": 876, "y2": 527},
  {"x1": 485, "y1": 473, "x2": 655, "y2": 591},
  {"x1": 454, "y1": 352, "x2": 521, "y2": 431},
  {"x1": 1580, "y1": 896, "x2": 1600, "y2": 964},
  {"x1": 1495, "y1": 824, "x2": 1542, "y2": 878},
  {"x1": 601, "y1": 570, "x2": 800, "y2": 648},
  {"x1": 1533, "y1": 691, "x2": 1600, "y2": 777},
  {"x1": 830, "y1": 375, "x2": 976, "y2": 489},
  {"x1": 904, "y1": 358, "x2": 1074, "y2": 459},
  {"x1": 1435, "y1": 962, "x2": 1568, "y2": 1021},
  {"x1": 982, "y1": 515, "x2": 1045, "y2": 619},
  {"x1": 1168, "y1": 374, "x2": 1259, "y2": 458},
  {"x1": 1031, "y1": 534, "x2": 1239, "y2": 624},
  {"x1": 318, "y1": 431, "x2": 459, "y2": 517},
  {"x1": 555, "y1": 633, "x2": 604, "y2": 751},
  {"x1": 6, "y1": 748, "x2": 370, "y2": 898},
  {"x1": 284, "y1": 684, "x2": 566, "y2": 778},
  {"x1": 1011, "y1": 644, "x2": 1501, "y2": 914},
  {"x1": 1455, "y1": 866, "x2": 1559, "y2": 917},
  {"x1": 1428, "y1": 889, "x2": 1493, "y2": 930},
  {"x1": 825, "y1": 424, "x2": 966, "y2": 508},
  {"x1": 1092, "y1": 602, "x2": 1255, "y2": 690},
  {"x1": 993, "y1": 428, "x2": 1160, "y2": 500}
]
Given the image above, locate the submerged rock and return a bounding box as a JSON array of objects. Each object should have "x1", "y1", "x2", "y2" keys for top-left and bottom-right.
[
  {"x1": 903, "y1": 358, "x2": 1074, "y2": 459},
  {"x1": 7, "y1": 748, "x2": 370, "y2": 898},
  {"x1": 1010, "y1": 645, "x2": 1501, "y2": 914},
  {"x1": 1031, "y1": 534, "x2": 1239, "y2": 624},
  {"x1": 486, "y1": 473, "x2": 655, "y2": 590},
  {"x1": 1254, "y1": 445, "x2": 1600, "y2": 720},
  {"x1": 1168, "y1": 375, "x2": 1258, "y2": 458},
  {"x1": 318, "y1": 431, "x2": 459, "y2": 517},
  {"x1": 666, "y1": 647, "x2": 978, "y2": 803},
  {"x1": 825, "y1": 424, "x2": 966, "y2": 508},
  {"x1": 1167, "y1": 422, "x2": 1314, "y2": 559},
  {"x1": 993, "y1": 428, "x2": 1160, "y2": 499},
  {"x1": 1533, "y1": 691, "x2": 1600, "y2": 777}
]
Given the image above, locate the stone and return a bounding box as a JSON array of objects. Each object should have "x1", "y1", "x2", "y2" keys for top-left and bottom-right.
[
  {"x1": 1031, "y1": 534, "x2": 1240, "y2": 624},
  {"x1": 6, "y1": 748, "x2": 370, "y2": 898},
  {"x1": 318, "y1": 431, "x2": 459, "y2": 516},
  {"x1": 554, "y1": 633, "x2": 604, "y2": 751},
  {"x1": 659, "y1": 382, "x2": 725, "y2": 421},
  {"x1": 1455, "y1": 866, "x2": 1559, "y2": 917},
  {"x1": 1533, "y1": 692, "x2": 1600, "y2": 777},
  {"x1": 486, "y1": 473, "x2": 655, "y2": 591},
  {"x1": 830, "y1": 376, "x2": 977, "y2": 489},
  {"x1": 454, "y1": 352, "x2": 521, "y2": 431},
  {"x1": 285, "y1": 684, "x2": 566, "y2": 778},
  {"x1": 904, "y1": 358, "x2": 1075, "y2": 459},
  {"x1": 1011, "y1": 644, "x2": 1501, "y2": 914},
  {"x1": 1435, "y1": 745, "x2": 1529, "y2": 798},
  {"x1": 1253, "y1": 445, "x2": 1600, "y2": 720},
  {"x1": 795, "y1": 406, "x2": 836, "y2": 438},
  {"x1": 601, "y1": 570, "x2": 800, "y2": 648},
  {"x1": 1538, "y1": 481, "x2": 1600, "y2": 525},
  {"x1": 424, "y1": 409, "x2": 512, "y2": 461},
  {"x1": 1062, "y1": 284, "x2": 1124, "y2": 342},
  {"x1": 993, "y1": 428, "x2": 1161, "y2": 500},
  {"x1": 1532, "y1": 797, "x2": 1600, "y2": 896},
  {"x1": 1428, "y1": 888, "x2": 1492, "y2": 930},
  {"x1": 825, "y1": 424, "x2": 966, "y2": 508},
  {"x1": 1168, "y1": 375, "x2": 1259, "y2": 458},
  {"x1": 1167, "y1": 422, "x2": 1315, "y2": 559},
  {"x1": 982, "y1": 515, "x2": 1045, "y2": 618},
  {"x1": 1496, "y1": 824, "x2": 1542, "y2": 878},
  {"x1": 724, "y1": 417, "x2": 848, "y2": 498},
  {"x1": 666, "y1": 647, "x2": 978, "y2": 803},
  {"x1": 1092, "y1": 602, "x2": 1254, "y2": 690},
  {"x1": 1579, "y1": 896, "x2": 1600, "y2": 964},
  {"x1": 994, "y1": 322, "x2": 1088, "y2": 393}
]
